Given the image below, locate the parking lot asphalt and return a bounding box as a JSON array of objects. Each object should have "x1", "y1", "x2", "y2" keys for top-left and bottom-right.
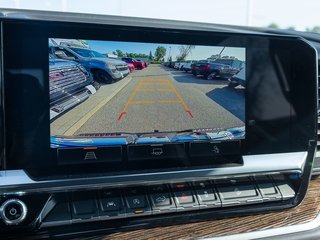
[{"x1": 54, "y1": 64, "x2": 245, "y2": 135}]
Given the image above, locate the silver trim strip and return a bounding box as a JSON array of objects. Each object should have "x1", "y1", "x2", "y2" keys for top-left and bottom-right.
[{"x1": 0, "y1": 152, "x2": 307, "y2": 193}]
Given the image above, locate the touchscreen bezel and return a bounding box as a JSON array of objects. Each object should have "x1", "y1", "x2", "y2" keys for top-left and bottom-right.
[{"x1": 1, "y1": 19, "x2": 317, "y2": 179}]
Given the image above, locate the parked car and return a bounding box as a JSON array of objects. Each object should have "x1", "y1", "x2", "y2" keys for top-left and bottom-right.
[
  {"x1": 136, "y1": 59, "x2": 149, "y2": 67},
  {"x1": 177, "y1": 61, "x2": 187, "y2": 70},
  {"x1": 50, "y1": 46, "x2": 130, "y2": 83},
  {"x1": 121, "y1": 57, "x2": 146, "y2": 69},
  {"x1": 228, "y1": 63, "x2": 246, "y2": 87},
  {"x1": 173, "y1": 61, "x2": 181, "y2": 69},
  {"x1": 127, "y1": 63, "x2": 135, "y2": 71},
  {"x1": 182, "y1": 60, "x2": 197, "y2": 72},
  {"x1": 168, "y1": 61, "x2": 176, "y2": 68},
  {"x1": 192, "y1": 59, "x2": 243, "y2": 80},
  {"x1": 49, "y1": 57, "x2": 96, "y2": 120}
]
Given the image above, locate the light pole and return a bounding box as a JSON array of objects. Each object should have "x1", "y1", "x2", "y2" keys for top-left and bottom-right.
[{"x1": 246, "y1": 0, "x2": 252, "y2": 26}]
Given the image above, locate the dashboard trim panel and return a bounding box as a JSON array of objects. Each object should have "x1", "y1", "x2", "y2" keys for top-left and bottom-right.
[{"x1": 0, "y1": 152, "x2": 307, "y2": 194}]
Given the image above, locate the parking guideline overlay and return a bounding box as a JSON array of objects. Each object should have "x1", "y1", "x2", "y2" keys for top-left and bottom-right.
[{"x1": 118, "y1": 78, "x2": 193, "y2": 121}]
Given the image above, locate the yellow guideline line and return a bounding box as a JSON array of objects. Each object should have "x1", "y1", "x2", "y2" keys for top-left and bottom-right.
[
  {"x1": 121, "y1": 79, "x2": 145, "y2": 112},
  {"x1": 118, "y1": 78, "x2": 193, "y2": 120},
  {"x1": 159, "y1": 99, "x2": 181, "y2": 103},
  {"x1": 129, "y1": 100, "x2": 155, "y2": 104},
  {"x1": 137, "y1": 88, "x2": 156, "y2": 92},
  {"x1": 138, "y1": 88, "x2": 173, "y2": 92},
  {"x1": 157, "y1": 88, "x2": 173, "y2": 92},
  {"x1": 143, "y1": 79, "x2": 167, "y2": 82},
  {"x1": 141, "y1": 82, "x2": 168, "y2": 85},
  {"x1": 166, "y1": 80, "x2": 190, "y2": 111}
]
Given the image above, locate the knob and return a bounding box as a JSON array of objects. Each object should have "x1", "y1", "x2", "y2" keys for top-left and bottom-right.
[{"x1": 0, "y1": 199, "x2": 27, "y2": 225}]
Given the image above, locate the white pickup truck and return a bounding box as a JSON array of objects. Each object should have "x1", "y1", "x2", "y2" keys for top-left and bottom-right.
[{"x1": 182, "y1": 60, "x2": 197, "y2": 72}]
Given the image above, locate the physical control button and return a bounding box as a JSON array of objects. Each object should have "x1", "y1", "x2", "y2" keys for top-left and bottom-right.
[
  {"x1": 124, "y1": 188, "x2": 151, "y2": 217},
  {"x1": 193, "y1": 181, "x2": 221, "y2": 208},
  {"x1": 0, "y1": 199, "x2": 27, "y2": 225},
  {"x1": 127, "y1": 195, "x2": 146, "y2": 209},
  {"x1": 151, "y1": 192, "x2": 171, "y2": 207},
  {"x1": 271, "y1": 175, "x2": 296, "y2": 200},
  {"x1": 100, "y1": 190, "x2": 121, "y2": 211},
  {"x1": 171, "y1": 183, "x2": 199, "y2": 211},
  {"x1": 254, "y1": 176, "x2": 282, "y2": 202},
  {"x1": 99, "y1": 189, "x2": 126, "y2": 219},
  {"x1": 215, "y1": 178, "x2": 262, "y2": 206},
  {"x1": 71, "y1": 191, "x2": 99, "y2": 220},
  {"x1": 175, "y1": 191, "x2": 194, "y2": 204},
  {"x1": 149, "y1": 185, "x2": 176, "y2": 214},
  {"x1": 102, "y1": 197, "x2": 120, "y2": 211},
  {"x1": 220, "y1": 185, "x2": 257, "y2": 199}
]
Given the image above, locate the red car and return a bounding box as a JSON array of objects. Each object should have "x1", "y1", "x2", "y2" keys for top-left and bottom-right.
[
  {"x1": 121, "y1": 57, "x2": 146, "y2": 70},
  {"x1": 127, "y1": 63, "x2": 135, "y2": 71}
]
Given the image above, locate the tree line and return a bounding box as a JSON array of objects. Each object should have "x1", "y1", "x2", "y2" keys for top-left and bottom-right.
[
  {"x1": 112, "y1": 46, "x2": 167, "y2": 61},
  {"x1": 268, "y1": 23, "x2": 320, "y2": 33}
]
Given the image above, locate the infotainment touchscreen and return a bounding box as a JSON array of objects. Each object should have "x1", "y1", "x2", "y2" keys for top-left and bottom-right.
[
  {"x1": 1, "y1": 18, "x2": 317, "y2": 178},
  {"x1": 49, "y1": 38, "x2": 245, "y2": 148}
]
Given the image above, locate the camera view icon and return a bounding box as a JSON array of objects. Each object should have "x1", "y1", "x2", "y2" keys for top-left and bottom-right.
[
  {"x1": 151, "y1": 148, "x2": 163, "y2": 156},
  {"x1": 84, "y1": 151, "x2": 97, "y2": 160},
  {"x1": 212, "y1": 145, "x2": 220, "y2": 154}
]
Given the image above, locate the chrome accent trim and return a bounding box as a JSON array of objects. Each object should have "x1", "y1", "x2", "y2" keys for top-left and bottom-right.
[
  {"x1": 0, "y1": 199, "x2": 27, "y2": 225},
  {"x1": 0, "y1": 152, "x2": 307, "y2": 194}
]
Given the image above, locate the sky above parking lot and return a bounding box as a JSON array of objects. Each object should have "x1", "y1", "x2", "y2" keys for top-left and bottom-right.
[
  {"x1": 1, "y1": 0, "x2": 320, "y2": 31},
  {"x1": 87, "y1": 40, "x2": 245, "y2": 61}
]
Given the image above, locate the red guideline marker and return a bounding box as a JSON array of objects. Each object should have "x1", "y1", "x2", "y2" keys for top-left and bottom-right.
[
  {"x1": 118, "y1": 112, "x2": 126, "y2": 121},
  {"x1": 186, "y1": 110, "x2": 193, "y2": 118}
]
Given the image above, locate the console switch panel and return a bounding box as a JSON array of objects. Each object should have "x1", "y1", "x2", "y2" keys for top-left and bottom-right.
[{"x1": 215, "y1": 177, "x2": 263, "y2": 206}]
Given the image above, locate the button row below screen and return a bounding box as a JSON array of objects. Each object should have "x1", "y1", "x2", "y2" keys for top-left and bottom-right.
[{"x1": 43, "y1": 175, "x2": 296, "y2": 224}]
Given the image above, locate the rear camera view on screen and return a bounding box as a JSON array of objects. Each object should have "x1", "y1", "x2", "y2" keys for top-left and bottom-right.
[{"x1": 49, "y1": 38, "x2": 245, "y2": 148}]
